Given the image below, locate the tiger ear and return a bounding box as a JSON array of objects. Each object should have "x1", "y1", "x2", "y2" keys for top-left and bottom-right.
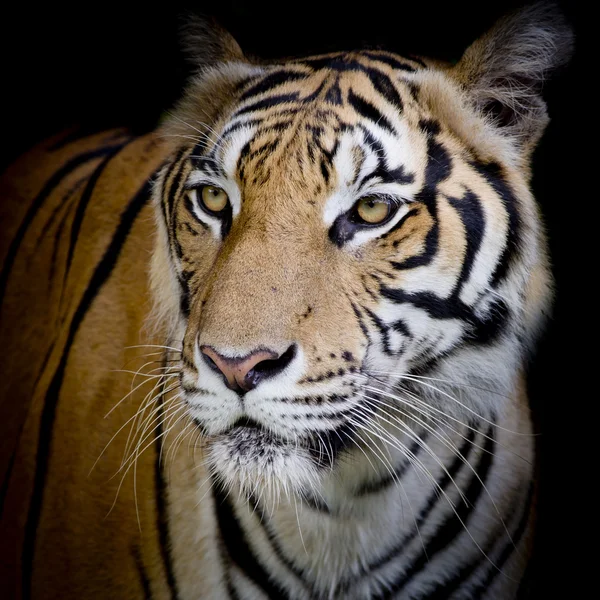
[
  {"x1": 453, "y1": 2, "x2": 573, "y2": 151},
  {"x1": 179, "y1": 14, "x2": 245, "y2": 70}
]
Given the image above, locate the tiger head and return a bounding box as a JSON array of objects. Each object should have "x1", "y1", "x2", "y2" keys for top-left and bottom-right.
[{"x1": 151, "y1": 6, "x2": 572, "y2": 496}]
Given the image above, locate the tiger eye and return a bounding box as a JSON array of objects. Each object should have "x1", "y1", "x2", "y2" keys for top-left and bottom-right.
[
  {"x1": 200, "y1": 186, "x2": 229, "y2": 213},
  {"x1": 355, "y1": 196, "x2": 391, "y2": 224}
]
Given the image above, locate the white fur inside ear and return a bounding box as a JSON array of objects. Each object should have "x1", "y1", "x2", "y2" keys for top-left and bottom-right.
[{"x1": 453, "y1": 2, "x2": 573, "y2": 154}]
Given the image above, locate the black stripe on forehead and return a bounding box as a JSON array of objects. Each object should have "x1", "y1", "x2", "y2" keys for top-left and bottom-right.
[
  {"x1": 234, "y1": 92, "x2": 301, "y2": 117},
  {"x1": 301, "y1": 53, "x2": 417, "y2": 74},
  {"x1": 239, "y1": 70, "x2": 310, "y2": 101},
  {"x1": 360, "y1": 65, "x2": 404, "y2": 111},
  {"x1": 190, "y1": 155, "x2": 225, "y2": 178},
  {"x1": 357, "y1": 127, "x2": 415, "y2": 187},
  {"x1": 301, "y1": 55, "x2": 407, "y2": 112},
  {"x1": 361, "y1": 51, "x2": 420, "y2": 72},
  {"x1": 348, "y1": 89, "x2": 394, "y2": 134}
]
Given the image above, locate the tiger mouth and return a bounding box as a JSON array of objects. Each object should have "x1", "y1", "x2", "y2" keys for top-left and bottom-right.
[
  {"x1": 228, "y1": 416, "x2": 267, "y2": 433},
  {"x1": 218, "y1": 416, "x2": 285, "y2": 446}
]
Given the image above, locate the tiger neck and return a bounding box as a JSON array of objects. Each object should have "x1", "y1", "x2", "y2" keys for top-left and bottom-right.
[{"x1": 210, "y1": 405, "x2": 530, "y2": 600}]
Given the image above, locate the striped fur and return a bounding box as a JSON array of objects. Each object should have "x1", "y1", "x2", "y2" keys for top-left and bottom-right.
[{"x1": 0, "y1": 4, "x2": 572, "y2": 599}]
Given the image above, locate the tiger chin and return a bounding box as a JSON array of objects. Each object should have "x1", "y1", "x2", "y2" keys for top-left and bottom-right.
[{"x1": 0, "y1": 3, "x2": 572, "y2": 600}]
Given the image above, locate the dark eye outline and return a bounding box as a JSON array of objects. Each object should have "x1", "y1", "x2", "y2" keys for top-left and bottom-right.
[
  {"x1": 349, "y1": 195, "x2": 398, "y2": 227},
  {"x1": 328, "y1": 195, "x2": 404, "y2": 247},
  {"x1": 195, "y1": 185, "x2": 231, "y2": 217},
  {"x1": 185, "y1": 185, "x2": 233, "y2": 238}
]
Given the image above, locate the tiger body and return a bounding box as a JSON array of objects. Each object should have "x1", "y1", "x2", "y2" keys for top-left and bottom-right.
[{"x1": 0, "y1": 5, "x2": 572, "y2": 599}]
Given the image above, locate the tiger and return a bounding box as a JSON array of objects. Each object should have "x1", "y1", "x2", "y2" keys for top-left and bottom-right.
[{"x1": 0, "y1": 3, "x2": 573, "y2": 599}]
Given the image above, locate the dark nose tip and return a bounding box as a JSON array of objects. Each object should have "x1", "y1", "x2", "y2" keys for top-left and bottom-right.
[{"x1": 200, "y1": 344, "x2": 297, "y2": 394}]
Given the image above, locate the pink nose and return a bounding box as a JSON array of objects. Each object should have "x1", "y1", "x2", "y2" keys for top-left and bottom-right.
[{"x1": 200, "y1": 345, "x2": 296, "y2": 393}]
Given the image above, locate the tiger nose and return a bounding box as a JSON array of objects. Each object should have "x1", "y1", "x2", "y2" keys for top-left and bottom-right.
[{"x1": 200, "y1": 345, "x2": 297, "y2": 394}]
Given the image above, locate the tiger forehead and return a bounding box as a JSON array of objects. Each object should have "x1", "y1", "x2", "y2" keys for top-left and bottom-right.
[{"x1": 208, "y1": 51, "x2": 426, "y2": 196}]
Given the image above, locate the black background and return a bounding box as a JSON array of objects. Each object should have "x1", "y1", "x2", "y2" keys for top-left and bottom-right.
[{"x1": 1, "y1": 0, "x2": 587, "y2": 597}]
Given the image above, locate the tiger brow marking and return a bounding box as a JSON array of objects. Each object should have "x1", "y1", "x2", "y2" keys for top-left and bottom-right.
[
  {"x1": 389, "y1": 121, "x2": 450, "y2": 270},
  {"x1": 348, "y1": 88, "x2": 395, "y2": 134},
  {"x1": 361, "y1": 51, "x2": 421, "y2": 72},
  {"x1": 238, "y1": 69, "x2": 309, "y2": 101}
]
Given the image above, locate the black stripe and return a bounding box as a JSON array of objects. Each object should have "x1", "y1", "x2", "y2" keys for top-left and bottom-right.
[
  {"x1": 469, "y1": 298, "x2": 509, "y2": 346},
  {"x1": 347, "y1": 89, "x2": 394, "y2": 134},
  {"x1": 239, "y1": 70, "x2": 308, "y2": 101},
  {"x1": 447, "y1": 190, "x2": 485, "y2": 298},
  {"x1": 154, "y1": 376, "x2": 181, "y2": 600},
  {"x1": 34, "y1": 177, "x2": 84, "y2": 249},
  {"x1": 362, "y1": 51, "x2": 418, "y2": 72},
  {"x1": 0, "y1": 445, "x2": 18, "y2": 518},
  {"x1": 349, "y1": 299, "x2": 369, "y2": 337},
  {"x1": 420, "y1": 479, "x2": 528, "y2": 600},
  {"x1": 471, "y1": 160, "x2": 521, "y2": 288},
  {"x1": 307, "y1": 418, "x2": 358, "y2": 467},
  {"x1": 358, "y1": 128, "x2": 414, "y2": 188},
  {"x1": 381, "y1": 287, "x2": 509, "y2": 346},
  {"x1": 183, "y1": 195, "x2": 209, "y2": 230},
  {"x1": 375, "y1": 425, "x2": 495, "y2": 599},
  {"x1": 226, "y1": 578, "x2": 242, "y2": 600},
  {"x1": 132, "y1": 545, "x2": 153, "y2": 600},
  {"x1": 0, "y1": 144, "x2": 125, "y2": 310},
  {"x1": 48, "y1": 189, "x2": 77, "y2": 289},
  {"x1": 300, "y1": 55, "x2": 343, "y2": 71},
  {"x1": 325, "y1": 78, "x2": 343, "y2": 105},
  {"x1": 362, "y1": 305, "x2": 395, "y2": 355},
  {"x1": 362, "y1": 65, "x2": 404, "y2": 111},
  {"x1": 165, "y1": 149, "x2": 189, "y2": 224},
  {"x1": 381, "y1": 287, "x2": 471, "y2": 321},
  {"x1": 381, "y1": 208, "x2": 420, "y2": 240},
  {"x1": 301, "y1": 492, "x2": 331, "y2": 513},
  {"x1": 469, "y1": 482, "x2": 534, "y2": 598},
  {"x1": 354, "y1": 433, "x2": 426, "y2": 496},
  {"x1": 234, "y1": 92, "x2": 301, "y2": 117},
  {"x1": 247, "y1": 495, "x2": 312, "y2": 590},
  {"x1": 320, "y1": 158, "x2": 330, "y2": 184},
  {"x1": 214, "y1": 481, "x2": 291, "y2": 599},
  {"x1": 64, "y1": 143, "x2": 128, "y2": 278},
  {"x1": 338, "y1": 426, "x2": 477, "y2": 593},
  {"x1": 389, "y1": 124, "x2": 449, "y2": 270},
  {"x1": 219, "y1": 118, "x2": 262, "y2": 142},
  {"x1": 21, "y1": 178, "x2": 154, "y2": 599}
]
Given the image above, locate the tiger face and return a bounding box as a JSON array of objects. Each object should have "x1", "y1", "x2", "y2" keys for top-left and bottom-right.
[{"x1": 152, "y1": 18, "x2": 568, "y2": 496}]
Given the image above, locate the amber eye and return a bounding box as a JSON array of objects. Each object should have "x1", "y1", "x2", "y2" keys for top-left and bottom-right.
[
  {"x1": 200, "y1": 185, "x2": 229, "y2": 213},
  {"x1": 354, "y1": 196, "x2": 392, "y2": 225}
]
